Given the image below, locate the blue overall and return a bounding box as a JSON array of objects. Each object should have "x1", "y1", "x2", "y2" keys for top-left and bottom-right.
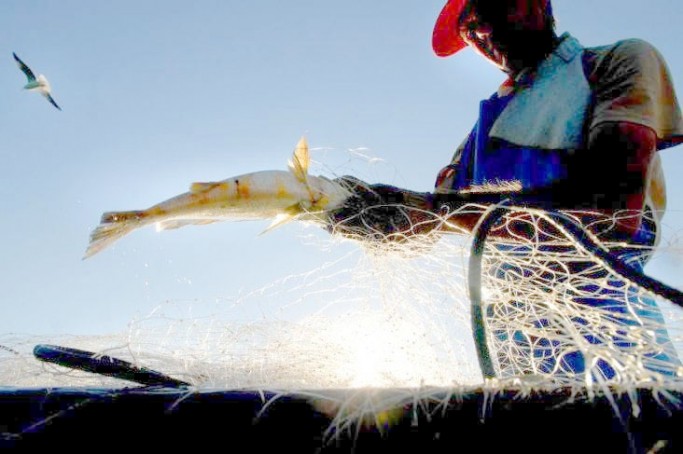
[{"x1": 439, "y1": 35, "x2": 681, "y2": 379}]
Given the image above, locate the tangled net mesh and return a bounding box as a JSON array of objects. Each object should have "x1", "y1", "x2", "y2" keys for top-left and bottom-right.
[
  {"x1": 476, "y1": 207, "x2": 683, "y2": 384},
  {"x1": 2, "y1": 202, "x2": 683, "y2": 433}
]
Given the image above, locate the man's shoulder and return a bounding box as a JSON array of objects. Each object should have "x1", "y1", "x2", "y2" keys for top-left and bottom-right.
[
  {"x1": 585, "y1": 38, "x2": 662, "y2": 63},
  {"x1": 583, "y1": 38, "x2": 666, "y2": 80}
]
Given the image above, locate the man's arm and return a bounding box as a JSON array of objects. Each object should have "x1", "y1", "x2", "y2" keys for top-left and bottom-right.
[
  {"x1": 558, "y1": 121, "x2": 659, "y2": 238},
  {"x1": 584, "y1": 121, "x2": 657, "y2": 236},
  {"x1": 427, "y1": 121, "x2": 659, "y2": 239},
  {"x1": 325, "y1": 121, "x2": 658, "y2": 242}
]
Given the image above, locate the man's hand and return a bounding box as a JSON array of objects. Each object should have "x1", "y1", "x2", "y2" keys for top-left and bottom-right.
[{"x1": 326, "y1": 176, "x2": 436, "y2": 241}]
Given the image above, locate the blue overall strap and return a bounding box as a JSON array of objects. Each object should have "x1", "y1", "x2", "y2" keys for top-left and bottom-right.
[
  {"x1": 472, "y1": 94, "x2": 569, "y2": 191},
  {"x1": 434, "y1": 92, "x2": 518, "y2": 193}
]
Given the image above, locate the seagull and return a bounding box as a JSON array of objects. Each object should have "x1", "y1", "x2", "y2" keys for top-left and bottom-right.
[{"x1": 13, "y1": 52, "x2": 61, "y2": 111}]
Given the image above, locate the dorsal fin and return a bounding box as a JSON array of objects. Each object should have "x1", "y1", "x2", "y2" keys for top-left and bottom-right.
[{"x1": 287, "y1": 136, "x2": 309, "y2": 184}]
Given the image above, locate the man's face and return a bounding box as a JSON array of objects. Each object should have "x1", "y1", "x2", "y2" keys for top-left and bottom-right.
[{"x1": 458, "y1": 0, "x2": 552, "y2": 74}]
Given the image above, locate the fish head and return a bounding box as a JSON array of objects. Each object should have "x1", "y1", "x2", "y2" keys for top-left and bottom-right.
[{"x1": 304, "y1": 175, "x2": 352, "y2": 213}]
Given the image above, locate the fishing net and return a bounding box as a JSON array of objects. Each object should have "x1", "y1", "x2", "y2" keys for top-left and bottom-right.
[
  {"x1": 469, "y1": 205, "x2": 683, "y2": 384},
  {"x1": 2, "y1": 202, "x2": 683, "y2": 437}
]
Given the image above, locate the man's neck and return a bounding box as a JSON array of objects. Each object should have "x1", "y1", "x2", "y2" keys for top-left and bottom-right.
[{"x1": 505, "y1": 31, "x2": 560, "y2": 77}]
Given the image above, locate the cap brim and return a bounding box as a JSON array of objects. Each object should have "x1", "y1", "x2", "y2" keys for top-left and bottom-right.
[{"x1": 432, "y1": 0, "x2": 468, "y2": 57}]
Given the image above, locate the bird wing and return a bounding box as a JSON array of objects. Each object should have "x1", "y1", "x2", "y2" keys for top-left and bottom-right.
[
  {"x1": 13, "y1": 52, "x2": 36, "y2": 82},
  {"x1": 45, "y1": 93, "x2": 61, "y2": 111}
]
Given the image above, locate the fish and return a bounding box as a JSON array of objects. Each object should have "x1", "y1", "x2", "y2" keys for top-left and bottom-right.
[
  {"x1": 13, "y1": 52, "x2": 61, "y2": 110},
  {"x1": 83, "y1": 136, "x2": 351, "y2": 259}
]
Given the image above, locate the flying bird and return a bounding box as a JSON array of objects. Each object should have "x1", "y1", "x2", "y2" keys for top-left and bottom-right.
[{"x1": 13, "y1": 52, "x2": 61, "y2": 110}]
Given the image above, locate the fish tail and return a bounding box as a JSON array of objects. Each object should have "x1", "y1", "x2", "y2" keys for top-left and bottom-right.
[{"x1": 83, "y1": 210, "x2": 147, "y2": 259}]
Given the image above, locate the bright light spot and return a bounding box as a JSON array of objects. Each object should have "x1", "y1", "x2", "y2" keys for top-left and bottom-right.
[{"x1": 313, "y1": 311, "x2": 464, "y2": 388}]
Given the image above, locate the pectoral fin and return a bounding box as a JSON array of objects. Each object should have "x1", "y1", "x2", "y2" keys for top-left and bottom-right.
[{"x1": 258, "y1": 203, "x2": 302, "y2": 235}]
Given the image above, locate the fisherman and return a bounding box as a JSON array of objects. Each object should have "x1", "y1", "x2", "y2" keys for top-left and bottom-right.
[{"x1": 327, "y1": 0, "x2": 683, "y2": 380}]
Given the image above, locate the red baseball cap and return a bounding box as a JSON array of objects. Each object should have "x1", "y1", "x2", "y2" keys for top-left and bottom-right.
[
  {"x1": 432, "y1": 0, "x2": 469, "y2": 58},
  {"x1": 432, "y1": 0, "x2": 553, "y2": 58}
]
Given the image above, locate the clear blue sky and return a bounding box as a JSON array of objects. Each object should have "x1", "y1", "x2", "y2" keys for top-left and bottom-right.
[{"x1": 1, "y1": 1, "x2": 682, "y2": 336}]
